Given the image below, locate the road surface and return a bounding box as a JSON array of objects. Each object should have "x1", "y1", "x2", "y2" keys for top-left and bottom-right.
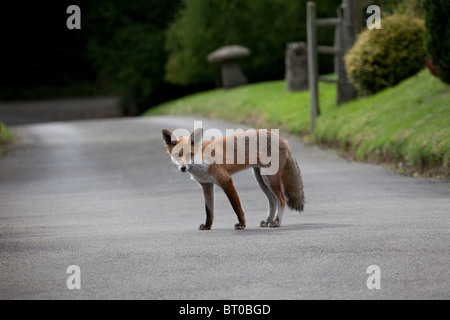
[{"x1": 0, "y1": 116, "x2": 449, "y2": 299}]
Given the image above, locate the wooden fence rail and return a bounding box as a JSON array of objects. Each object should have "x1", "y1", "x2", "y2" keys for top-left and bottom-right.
[{"x1": 306, "y1": 0, "x2": 360, "y2": 132}]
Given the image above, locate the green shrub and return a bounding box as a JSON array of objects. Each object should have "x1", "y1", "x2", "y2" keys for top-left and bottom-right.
[
  {"x1": 344, "y1": 14, "x2": 426, "y2": 95},
  {"x1": 423, "y1": 0, "x2": 450, "y2": 84}
]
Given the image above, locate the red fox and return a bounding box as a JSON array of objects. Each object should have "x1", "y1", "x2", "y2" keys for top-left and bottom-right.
[{"x1": 162, "y1": 128, "x2": 304, "y2": 230}]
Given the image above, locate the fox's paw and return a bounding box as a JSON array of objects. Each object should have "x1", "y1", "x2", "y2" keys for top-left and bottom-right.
[
  {"x1": 198, "y1": 224, "x2": 211, "y2": 230},
  {"x1": 234, "y1": 223, "x2": 246, "y2": 230},
  {"x1": 260, "y1": 220, "x2": 269, "y2": 227},
  {"x1": 269, "y1": 220, "x2": 280, "y2": 228}
]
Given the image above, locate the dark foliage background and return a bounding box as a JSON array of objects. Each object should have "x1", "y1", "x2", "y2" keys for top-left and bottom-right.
[
  {"x1": 423, "y1": 0, "x2": 450, "y2": 84},
  {"x1": 1, "y1": 0, "x2": 349, "y2": 113},
  {"x1": 165, "y1": 0, "x2": 342, "y2": 87},
  {"x1": 0, "y1": 1, "x2": 95, "y2": 96}
]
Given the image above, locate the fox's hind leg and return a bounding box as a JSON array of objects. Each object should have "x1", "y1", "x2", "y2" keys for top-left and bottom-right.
[
  {"x1": 253, "y1": 168, "x2": 277, "y2": 227},
  {"x1": 264, "y1": 172, "x2": 286, "y2": 228},
  {"x1": 271, "y1": 200, "x2": 285, "y2": 227}
]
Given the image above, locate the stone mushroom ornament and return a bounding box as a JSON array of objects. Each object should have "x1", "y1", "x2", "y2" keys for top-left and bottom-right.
[{"x1": 207, "y1": 45, "x2": 251, "y2": 89}]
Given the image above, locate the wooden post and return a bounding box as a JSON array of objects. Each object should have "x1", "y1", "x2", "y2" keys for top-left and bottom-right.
[
  {"x1": 336, "y1": 4, "x2": 345, "y2": 105},
  {"x1": 307, "y1": 1, "x2": 319, "y2": 132},
  {"x1": 306, "y1": 0, "x2": 360, "y2": 130},
  {"x1": 337, "y1": 0, "x2": 361, "y2": 104}
]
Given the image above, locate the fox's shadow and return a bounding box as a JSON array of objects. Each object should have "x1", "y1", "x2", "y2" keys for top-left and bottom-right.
[{"x1": 209, "y1": 223, "x2": 351, "y2": 234}]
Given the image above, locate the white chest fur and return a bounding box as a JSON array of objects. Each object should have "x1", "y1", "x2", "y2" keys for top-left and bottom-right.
[{"x1": 188, "y1": 163, "x2": 216, "y2": 184}]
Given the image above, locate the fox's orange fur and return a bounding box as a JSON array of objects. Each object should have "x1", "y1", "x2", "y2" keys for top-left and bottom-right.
[{"x1": 162, "y1": 128, "x2": 304, "y2": 230}]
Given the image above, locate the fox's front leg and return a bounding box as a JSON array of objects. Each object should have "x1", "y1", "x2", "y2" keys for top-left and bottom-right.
[
  {"x1": 199, "y1": 183, "x2": 214, "y2": 230},
  {"x1": 218, "y1": 178, "x2": 246, "y2": 230}
]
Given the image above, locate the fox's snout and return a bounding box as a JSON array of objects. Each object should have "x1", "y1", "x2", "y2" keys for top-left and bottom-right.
[{"x1": 180, "y1": 165, "x2": 187, "y2": 172}]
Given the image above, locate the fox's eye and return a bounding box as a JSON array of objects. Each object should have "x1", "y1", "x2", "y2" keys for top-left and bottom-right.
[{"x1": 172, "y1": 151, "x2": 181, "y2": 159}]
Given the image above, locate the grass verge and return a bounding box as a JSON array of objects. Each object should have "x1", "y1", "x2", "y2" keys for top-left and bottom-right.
[
  {"x1": 145, "y1": 69, "x2": 449, "y2": 180},
  {"x1": 315, "y1": 69, "x2": 449, "y2": 179},
  {"x1": 0, "y1": 122, "x2": 13, "y2": 153},
  {"x1": 146, "y1": 80, "x2": 336, "y2": 135}
]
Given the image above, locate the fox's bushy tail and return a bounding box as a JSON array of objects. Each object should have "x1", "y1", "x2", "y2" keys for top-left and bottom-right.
[{"x1": 282, "y1": 154, "x2": 305, "y2": 212}]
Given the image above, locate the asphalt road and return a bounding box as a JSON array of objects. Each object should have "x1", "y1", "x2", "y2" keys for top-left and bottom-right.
[{"x1": 0, "y1": 116, "x2": 449, "y2": 299}]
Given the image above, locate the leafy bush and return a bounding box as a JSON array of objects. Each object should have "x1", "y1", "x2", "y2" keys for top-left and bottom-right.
[
  {"x1": 423, "y1": 0, "x2": 450, "y2": 84},
  {"x1": 344, "y1": 14, "x2": 426, "y2": 95},
  {"x1": 165, "y1": 0, "x2": 341, "y2": 86}
]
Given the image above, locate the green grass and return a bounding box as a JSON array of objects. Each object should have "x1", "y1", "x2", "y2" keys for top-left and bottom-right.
[
  {"x1": 146, "y1": 80, "x2": 336, "y2": 135},
  {"x1": 146, "y1": 69, "x2": 450, "y2": 179},
  {"x1": 0, "y1": 122, "x2": 13, "y2": 153},
  {"x1": 315, "y1": 69, "x2": 450, "y2": 178}
]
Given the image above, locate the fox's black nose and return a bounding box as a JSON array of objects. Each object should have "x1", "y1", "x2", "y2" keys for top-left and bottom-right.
[{"x1": 180, "y1": 166, "x2": 187, "y2": 172}]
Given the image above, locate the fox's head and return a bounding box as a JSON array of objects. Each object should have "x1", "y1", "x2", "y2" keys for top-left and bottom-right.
[{"x1": 161, "y1": 128, "x2": 203, "y2": 172}]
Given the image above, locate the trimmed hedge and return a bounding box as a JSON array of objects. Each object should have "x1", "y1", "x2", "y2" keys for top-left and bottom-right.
[{"x1": 344, "y1": 14, "x2": 425, "y2": 95}]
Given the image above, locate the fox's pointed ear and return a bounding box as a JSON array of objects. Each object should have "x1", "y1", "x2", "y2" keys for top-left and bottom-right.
[
  {"x1": 190, "y1": 128, "x2": 203, "y2": 145},
  {"x1": 162, "y1": 129, "x2": 177, "y2": 147}
]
